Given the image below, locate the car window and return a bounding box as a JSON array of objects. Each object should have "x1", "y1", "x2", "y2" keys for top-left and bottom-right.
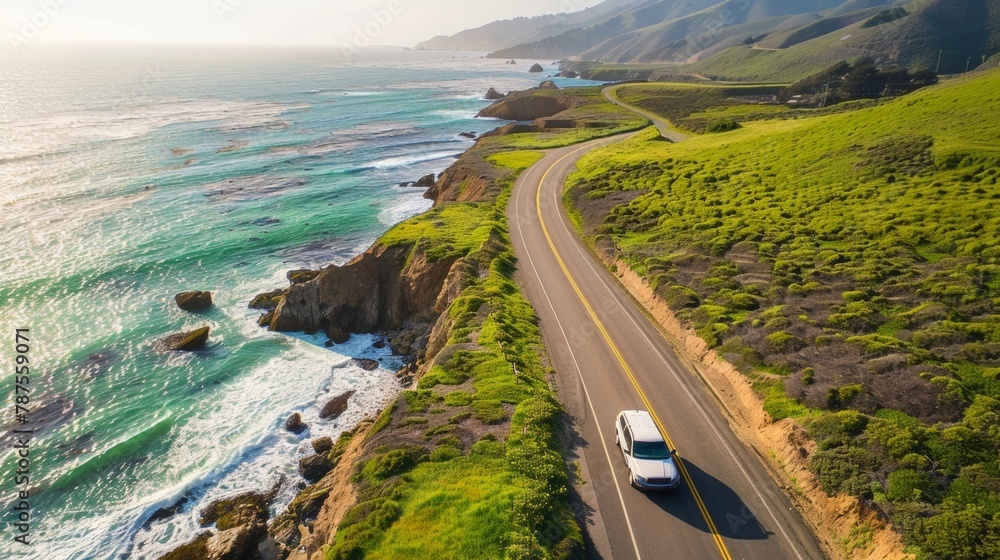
[
  {"x1": 632, "y1": 440, "x2": 671, "y2": 460},
  {"x1": 619, "y1": 416, "x2": 627, "y2": 433},
  {"x1": 623, "y1": 428, "x2": 632, "y2": 450}
]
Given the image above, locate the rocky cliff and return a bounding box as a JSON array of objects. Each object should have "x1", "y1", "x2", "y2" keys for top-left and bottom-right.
[{"x1": 257, "y1": 242, "x2": 466, "y2": 349}]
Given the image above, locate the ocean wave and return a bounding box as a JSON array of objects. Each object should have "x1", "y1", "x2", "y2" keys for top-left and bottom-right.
[
  {"x1": 378, "y1": 189, "x2": 434, "y2": 227},
  {"x1": 45, "y1": 414, "x2": 174, "y2": 495},
  {"x1": 369, "y1": 150, "x2": 462, "y2": 170}
]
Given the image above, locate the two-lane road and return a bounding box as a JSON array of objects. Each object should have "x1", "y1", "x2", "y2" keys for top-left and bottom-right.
[{"x1": 507, "y1": 136, "x2": 826, "y2": 560}]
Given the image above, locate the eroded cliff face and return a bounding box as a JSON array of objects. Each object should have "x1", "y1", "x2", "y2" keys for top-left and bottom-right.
[{"x1": 258, "y1": 243, "x2": 466, "y2": 347}]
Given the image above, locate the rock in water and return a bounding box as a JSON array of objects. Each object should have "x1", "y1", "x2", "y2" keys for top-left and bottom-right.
[
  {"x1": 175, "y1": 291, "x2": 213, "y2": 311},
  {"x1": 311, "y1": 437, "x2": 334, "y2": 454},
  {"x1": 353, "y1": 358, "x2": 380, "y2": 371},
  {"x1": 298, "y1": 454, "x2": 334, "y2": 482},
  {"x1": 155, "y1": 326, "x2": 210, "y2": 352},
  {"x1": 414, "y1": 173, "x2": 436, "y2": 188},
  {"x1": 529, "y1": 63, "x2": 544, "y2": 73},
  {"x1": 459, "y1": 132, "x2": 477, "y2": 139},
  {"x1": 285, "y1": 413, "x2": 306, "y2": 434},
  {"x1": 319, "y1": 390, "x2": 357, "y2": 420},
  {"x1": 485, "y1": 87, "x2": 506, "y2": 100}
]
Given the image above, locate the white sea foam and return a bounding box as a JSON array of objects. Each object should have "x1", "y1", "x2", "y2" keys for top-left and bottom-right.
[
  {"x1": 379, "y1": 187, "x2": 435, "y2": 227},
  {"x1": 370, "y1": 150, "x2": 461, "y2": 170}
]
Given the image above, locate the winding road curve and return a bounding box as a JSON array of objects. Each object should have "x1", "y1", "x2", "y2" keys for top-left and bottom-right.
[{"x1": 506, "y1": 87, "x2": 826, "y2": 559}]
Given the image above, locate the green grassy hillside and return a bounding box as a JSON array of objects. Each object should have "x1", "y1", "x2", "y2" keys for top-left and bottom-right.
[{"x1": 569, "y1": 70, "x2": 1000, "y2": 559}]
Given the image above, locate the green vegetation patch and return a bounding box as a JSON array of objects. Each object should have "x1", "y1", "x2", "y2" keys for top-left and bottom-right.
[
  {"x1": 486, "y1": 150, "x2": 545, "y2": 171},
  {"x1": 378, "y1": 202, "x2": 498, "y2": 261}
]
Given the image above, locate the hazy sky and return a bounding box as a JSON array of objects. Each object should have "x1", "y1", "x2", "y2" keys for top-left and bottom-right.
[{"x1": 1, "y1": 0, "x2": 607, "y2": 49}]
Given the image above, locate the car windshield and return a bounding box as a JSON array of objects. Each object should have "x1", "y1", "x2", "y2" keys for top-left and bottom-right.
[{"x1": 632, "y1": 440, "x2": 671, "y2": 460}]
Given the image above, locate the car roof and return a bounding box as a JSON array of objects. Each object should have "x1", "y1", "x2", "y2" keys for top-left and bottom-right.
[{"x1": 620, "y1": 410, "x2": 664, "y2": 442}]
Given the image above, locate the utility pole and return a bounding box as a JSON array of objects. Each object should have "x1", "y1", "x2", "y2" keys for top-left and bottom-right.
[
  {"x1": 935, "y1": 50, "x2": 942, "y2": 73},
  {"x1": 820, "y1": 82, "x2": 830, "y2": 109},
  {"x1": 966, "y1": 57, "x2": 972, "y2": 73}
]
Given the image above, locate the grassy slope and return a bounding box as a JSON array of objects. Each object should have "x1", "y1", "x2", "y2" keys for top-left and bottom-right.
[
  {"x1": 569, "y1": 71, "x2": 1000, "y2": 558},
  {"x1": 322, "y1": 92, "x2": 645, "y2": 560}
]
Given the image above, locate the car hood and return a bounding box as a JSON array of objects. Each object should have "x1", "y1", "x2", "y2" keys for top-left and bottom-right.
[{"x1": 632, "y1": 457, "x2": 679, "y2": 480}]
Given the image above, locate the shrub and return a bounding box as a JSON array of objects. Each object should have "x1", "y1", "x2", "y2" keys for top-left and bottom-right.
[
  {"x1": 665, "y1": 284, "x2": 700, "y2": 309},
  {"x1": 918, "y1": 508, "x2": 995, "y2": 560},
  {"x1": 402, "y1": 390, "x2": 442, "y2": 413},
  {"x1": 809, "y1": 445, "x2": 879, "y2": 499},
  {"x1": 360, "y1": 445, "x2": 428, "y2": 482},
  {"x1": 887, "y1": 469, "x2": 933, "y2": 502},
  {"x1": 472, "y1": 399, "x2": 506, "y2": 424},
  {"x1": 807, "y1": 410, "x2": 869, "y2": 443},
  {"x1": 429, "y1": 445, "x2": 462, "y2": 462},
  {"x1": 707, "y1": 117, "x2": 741, "y2": 133},
  {"x1": 444, "y1": 391, "x2": 474, "y2": 407},
  {"x1": 766, "y1": 331, "x2": 805, "y2": 352},
  {"x1": 865, "y1": 415, "x2": 926, "y2": 459},
  {"x1": 728, "y1": 292, "x2": 760, "y2": 311}
]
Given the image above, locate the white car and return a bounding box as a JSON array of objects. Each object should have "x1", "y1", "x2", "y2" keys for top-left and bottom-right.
[{"x1": 615, "y1": 410, "x2": 681, "y2": 491}]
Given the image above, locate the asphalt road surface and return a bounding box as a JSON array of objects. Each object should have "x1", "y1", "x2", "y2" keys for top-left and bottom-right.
[{"x1": 507, "y1": 131, "x2": 827, "y2": 560}]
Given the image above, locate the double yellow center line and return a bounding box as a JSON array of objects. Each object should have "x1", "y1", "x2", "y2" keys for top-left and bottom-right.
[{"x1": 534, "y1": 146, "x2": 733, "y2": 560}]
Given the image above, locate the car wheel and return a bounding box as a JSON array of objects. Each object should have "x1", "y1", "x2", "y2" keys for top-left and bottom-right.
[
  {"x1": 615, "y1": 433, "x2": 619, "y2": 446},
  {"x1": 629, "y1": 472, "x2": 638, "y2": 489}
]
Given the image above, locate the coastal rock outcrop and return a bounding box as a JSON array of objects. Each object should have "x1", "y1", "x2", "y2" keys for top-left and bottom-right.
[
  {"x1": 257, "y1": 241, "x2": 461, "y2": 349},
  {"x1": 485, "y1": 87, "x2": 506, "y2": 100},
  {"x1": 311, "y1": 437, "x2": 334, "y2": 454},
  {"x1": 529, "y1": 63, "x2": 544, "y2": 73},
  {"x1": 319, "y1": 390, "x2": 356, "y2": 420},
  {"x1": 477, "y1": 92, "x2": 572, "y2": 121},
  {"x1": 414, "y1": 173, "x2": 436, "y2": 188},
  {"x1": 155, "y1": 326, "x2": 210, "y2": 352},
  {"x1": 205, "y1": 525, "x2": 256, "y2": 560},
  {"x1": 159, "y1": 486, "x2": 279, "y2": 560},
  {"x1": 352, "y1": 358, "x2": 380, "y2": 371},
  {"x1": 285, "y1": 413, "x2": 306, "y2": 434},
  {"x1": 298, "y1": 454, "x2": 334, "y2": 482},
  {"x1": 538, "y1": 80, "x2": 559, "y2": 90},
  {"x1": 175, "y1": 291, "x2": 213, "y2": 312}
]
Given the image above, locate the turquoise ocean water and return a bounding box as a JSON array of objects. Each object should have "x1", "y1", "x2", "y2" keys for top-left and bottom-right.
[{"x1": 0, "y1": 46, "x2": 600, "y2": 559}]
